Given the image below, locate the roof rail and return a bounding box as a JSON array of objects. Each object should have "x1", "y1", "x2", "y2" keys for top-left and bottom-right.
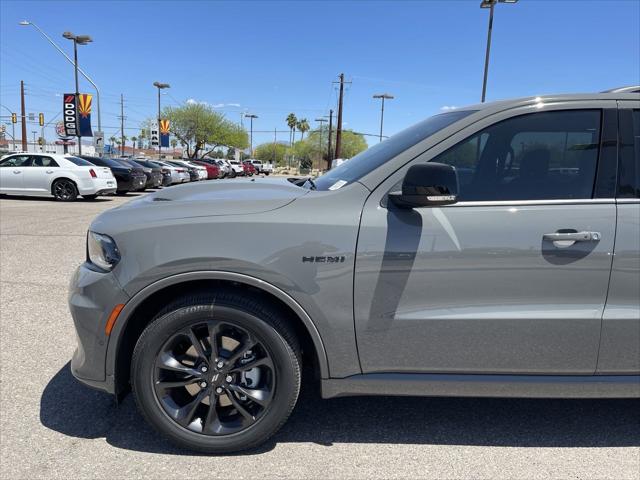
[{"x1": 601, "y1": 85, "x2": 640, "y2": 94}]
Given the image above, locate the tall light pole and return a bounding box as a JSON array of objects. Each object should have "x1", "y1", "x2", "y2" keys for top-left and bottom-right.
[
  {"x1": 20, "y1": 21, "x2": 103, "y2": 155},
  {"x1": 62, "y1": 31, "x2": 92, "y2": 154},
  {"x1": 153, "y1": 82, "x2": 170, "y2": 159},
  {"x1": 244, "y1": 114, "x2": 258, "y2": 156},
  {"x1": 480, "y1": 0, "x2": 518, "y2": 103},
  {"x1": 372, "y1": 93, "x2": 394, "y2": 142}
]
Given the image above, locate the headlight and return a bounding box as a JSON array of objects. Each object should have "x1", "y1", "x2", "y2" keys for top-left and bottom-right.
[{"x1": 87, "y1": 231, "x2": 121, "y2": 271}]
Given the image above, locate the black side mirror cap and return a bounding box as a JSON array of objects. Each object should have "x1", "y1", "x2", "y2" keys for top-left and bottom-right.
[{"x1": 389, "y1": 162, "x2": 459, "y2": 209}]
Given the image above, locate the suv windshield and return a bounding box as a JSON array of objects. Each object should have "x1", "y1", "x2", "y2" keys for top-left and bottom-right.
[{"x1": 311, "y1": 110, "x2": 476, "y2": 191}]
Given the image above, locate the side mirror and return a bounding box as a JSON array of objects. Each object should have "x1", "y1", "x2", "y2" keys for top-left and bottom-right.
[{"x1": 388, "y1": 162, "x2": 458, "y2": 208}]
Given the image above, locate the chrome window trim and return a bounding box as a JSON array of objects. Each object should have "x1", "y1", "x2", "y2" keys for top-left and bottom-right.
[
  {"x1": 616, "y1": 198, "x2": 640, "y2": 204},
  {"x1": 444, "y1": 198, "x2": 616, "y2": 208}
]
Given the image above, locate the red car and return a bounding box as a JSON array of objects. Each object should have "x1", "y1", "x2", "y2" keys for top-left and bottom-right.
[
  {"x1": 243, "y1": 161, "x2": 256, "y2": 176},
  {"x1": 191, "y1": 160, "x2": 220, "y2": 179}
]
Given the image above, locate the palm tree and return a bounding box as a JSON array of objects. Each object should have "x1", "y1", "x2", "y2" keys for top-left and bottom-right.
[
  {"x1": 120, "y1": 135, "x2": 128, "y2": 156},
  {"x1": 286, "y1": 113, "x2": 297, "y2": 146},
  {"x1": 297, "y1": 118, "x2": 310, "y2": 140},
  {"x1": 109, "y1": 136, "x2": 117, "y2": 154},
  {"x1": 131, "y1": 136, "x2": 137, "y2": 156},
  {"x1": 171, "y1": 138, "x2": 178, "y2": 153}
]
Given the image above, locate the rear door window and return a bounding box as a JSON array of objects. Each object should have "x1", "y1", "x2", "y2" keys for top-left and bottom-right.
[{"x1": 31, "y1": 156, "x2": 59, "y2": 167}]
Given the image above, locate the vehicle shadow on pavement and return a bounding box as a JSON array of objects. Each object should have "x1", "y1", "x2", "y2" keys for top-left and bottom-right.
[
  {"x1": 0, "y1": 195, "x2": 115, "y2": 202},
  {"x1": 41, "y1": 363, "x2": 640, "y2": 456}
]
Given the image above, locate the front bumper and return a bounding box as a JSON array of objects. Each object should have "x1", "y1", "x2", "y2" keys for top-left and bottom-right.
[{"x1": 69, "y1": 262, "x2": 129, "y2": 394}]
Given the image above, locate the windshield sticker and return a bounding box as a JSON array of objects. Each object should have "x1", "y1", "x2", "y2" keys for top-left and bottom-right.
[{"x1": 328, "y1": 180, "x2": 348, "y2": 190}]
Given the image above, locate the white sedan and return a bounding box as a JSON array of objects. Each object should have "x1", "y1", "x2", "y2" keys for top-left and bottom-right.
[{"x1": 0, "y1": 153, "x2": 117, "y2": 201}]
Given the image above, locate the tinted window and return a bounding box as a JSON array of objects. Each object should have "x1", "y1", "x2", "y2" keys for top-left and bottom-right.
[
  {"x1": 32, "y1": 156, "x2": 59, "y2": 167},
  {"x1": 66, "y1": 156, "x2": 95, "y2": 166},
  {"x1": 81, "y1": 156, "x2": 123, "y2": 168},
  {"x1": 313, "y1": 110, "x2": 476, "y2": 191},
  {"x1": 618, "y1": 109, "x2": 640, "y2": 198},
  {"x1": 433, "y1": 110, "x2": 601, "y2": 201},
  {"x1": 0, "y1": 155, "x2": 32, "y2": 167}
]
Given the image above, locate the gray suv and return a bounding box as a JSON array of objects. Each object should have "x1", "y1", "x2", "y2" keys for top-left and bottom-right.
[{"x1": 69, "y1": 89, "x2": 640, "y2": 453}]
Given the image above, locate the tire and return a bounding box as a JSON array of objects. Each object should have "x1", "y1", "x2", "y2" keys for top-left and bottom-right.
[
  {"x1": 52, "y1": 179, "x2": 78, "y2": 201},
  {"x1": 230, "y1": 171, "x2": 236, "y2": 178},
  {"x1": 82, "y1": 194, "x2": 98, "y2": 200},
  {"x1": 131, "y1": 291, "x2": 302, "y2": 453}
]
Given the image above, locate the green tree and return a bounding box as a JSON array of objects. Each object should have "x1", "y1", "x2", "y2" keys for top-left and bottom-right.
[
  {"x1": 170, "y1": 138, "x2": 178, "y2": 150},
  {"x1": 293, "y1": 127, "x2": 368, "y2": 168},
  {"x1": 226, "y1": 147, "x2": 236, "y2": 160},
  {"x1": 131, "y1": 136, "x2": 137, "y2": 155},
  {"x1": 297, "y1": 118, "x2": 310, "y2": 140},
  {"x1": 255, "y1": 142, "x2": 288, "y2": 166},
  {"x1": 162, "y1": 103, "x2": 248, "y2": 158},
  {"x1": 286, "y1": 113, "x2": 297, "y2": 146}
]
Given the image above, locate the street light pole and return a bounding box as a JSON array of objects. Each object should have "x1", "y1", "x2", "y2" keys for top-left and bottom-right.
[
  {"x1": 373, "y1": 93, "x2": 394, "y2": 142},
  {"x1": 244, "y1": 114, "x2": 258, "y2": 156},
  {"x1": 153, "y1": 82, "x2": 170, "y2": 159},
  {"x1": 62, "y1": 31, "x2": 92, "y2": 155},
  {"x1": 21, "y1": 22, "x2": 102, "y2": 155},
  {"x1": 480, "y1": 0, "x2": 518, "y2": 102},
  {"x1": 72, "y1": 38, "x2": 81, "y2": 153},
  {"x1": 315, "y1": 118, "x2": 327, "y2": 170}
]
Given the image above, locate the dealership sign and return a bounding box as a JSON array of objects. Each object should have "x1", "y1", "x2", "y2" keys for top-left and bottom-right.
[
  {"x1": 55, "y1": 121, "x2": 71, "y2": 140},
  {"x1": 63, "y1": 94, "x2": 78, "y2": 137},
  {"x1": 160, "y1": 119, "x2": 170, "y2": 148},
  {"x1": 62, "y1": 93, "x2": 93, "y2": 137}
]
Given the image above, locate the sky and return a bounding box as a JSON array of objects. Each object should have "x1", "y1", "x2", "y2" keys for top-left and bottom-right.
[{"x1": 1, "y1": 0, "x2": 639, "y2": 149}]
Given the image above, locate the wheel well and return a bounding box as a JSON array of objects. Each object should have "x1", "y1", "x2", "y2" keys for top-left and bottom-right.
[
  {"x1": 114, "y1": 279, "x2": 322, "y2": 397},
  {"x1": 50, "y1": 177, "x2": 77, "y2": 195}
]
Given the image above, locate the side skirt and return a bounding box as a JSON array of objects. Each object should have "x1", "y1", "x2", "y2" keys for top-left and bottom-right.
[{"x1": 321, "y1": 373, "x2": 640, "y2": 399}]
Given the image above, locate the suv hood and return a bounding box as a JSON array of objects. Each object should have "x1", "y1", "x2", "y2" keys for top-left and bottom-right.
[{"x1": 93, "y1": 177, "x2": 310, "y2": 229}]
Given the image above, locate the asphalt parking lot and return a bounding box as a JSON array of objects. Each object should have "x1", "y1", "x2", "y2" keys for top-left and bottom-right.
[{"x1": 1, "y1": 191, "x2": 639, "y2": 479}]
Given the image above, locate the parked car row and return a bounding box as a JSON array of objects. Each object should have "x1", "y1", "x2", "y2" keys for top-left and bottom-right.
[{"x1": 0, "y1": 152, "x2": 276, "y2": 201}]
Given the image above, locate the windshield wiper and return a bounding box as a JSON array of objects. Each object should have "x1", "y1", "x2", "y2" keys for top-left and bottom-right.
[{"x1": 303, "y1": 178, "x2": 317, "y2": 190}]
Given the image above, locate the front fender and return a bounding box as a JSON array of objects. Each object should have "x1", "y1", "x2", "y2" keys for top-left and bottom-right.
[{"x1": 105, "y1": 270, "x2": 330, "y2": 380}]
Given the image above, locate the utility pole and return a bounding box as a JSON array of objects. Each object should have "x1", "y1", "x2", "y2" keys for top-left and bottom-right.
[
  {"x1": 333, "y1": 73, "x2": 351, "y2": 160},
  {"x1": 326, "y1": 109, "x2": 333, "y2": 170},
  {"x1": 20, "y1": 81, "x2": 27, "y2": 152},
  {"x1": 120, "y1": 94, "x2": 125, "y2": 157}
]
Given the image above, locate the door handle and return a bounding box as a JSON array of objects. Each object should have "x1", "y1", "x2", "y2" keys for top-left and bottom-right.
[
  {"x1": 45, "y1": 170, "x2": 54, "y2": 174},
  {"x1": 13, "y1": 170, "x2": 21, "y2": 174},
  {"x1": 543, "y1": 231, "x2": 601, "y2": 242}
]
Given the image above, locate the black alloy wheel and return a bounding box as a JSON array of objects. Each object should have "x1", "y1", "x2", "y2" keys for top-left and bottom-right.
[
  {"x1": 52, "y1": 179, "x2": 78, "y2": 201},
  {"x1": 131, "y1": 291, "x2": 301, "y2": 453},
  {"x1": 154, "y1": 320, "x2": 275, "y2": 435}
]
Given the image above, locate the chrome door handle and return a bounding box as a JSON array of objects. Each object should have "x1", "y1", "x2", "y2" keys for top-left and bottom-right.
[{"x1": 543, "y1": 231, "x2": 601, "y2": 242}]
